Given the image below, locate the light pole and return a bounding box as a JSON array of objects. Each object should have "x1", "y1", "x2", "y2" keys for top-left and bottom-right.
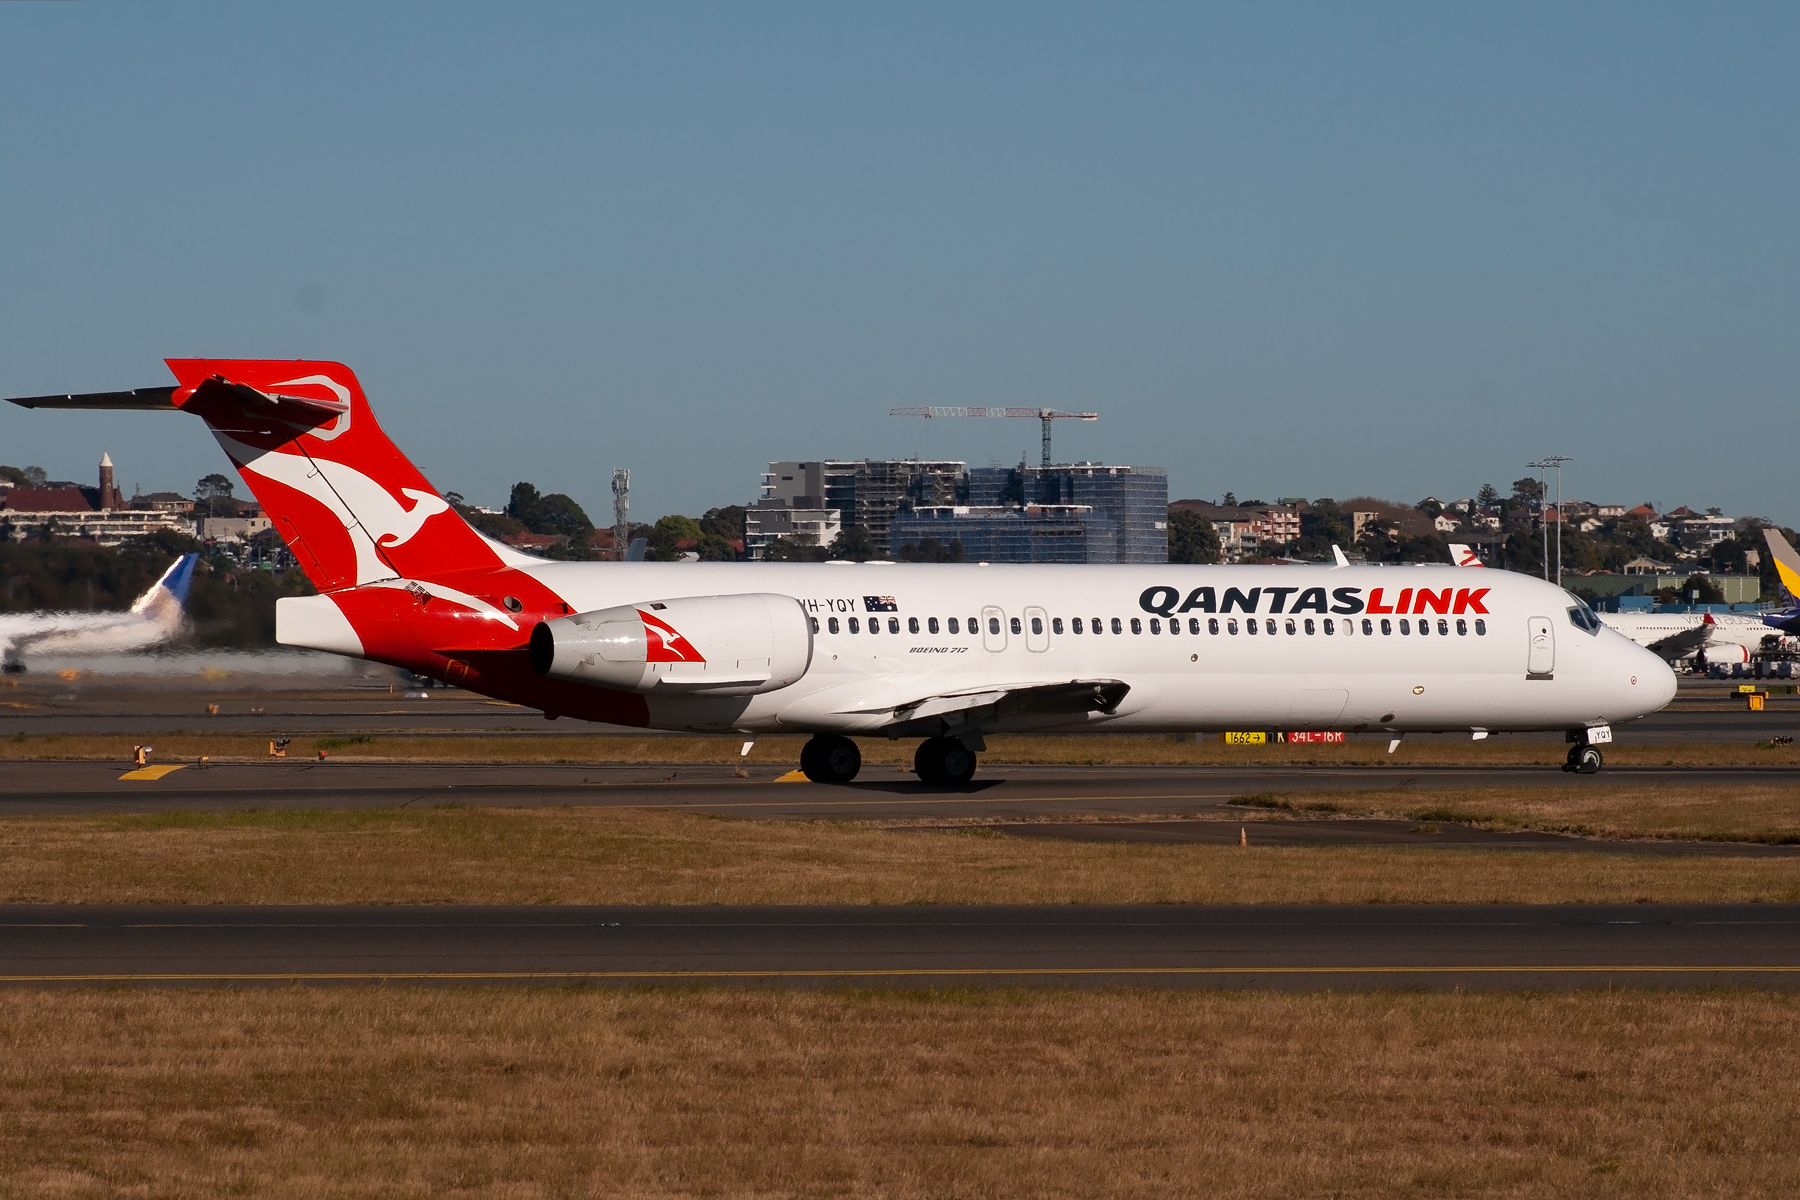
[
  {"x1": 1541, "y1": 455, "x2": 1571, "y2": 588},
  {"x1": 1527, "y1": 459, "x2": 1551, "y2": 581}
]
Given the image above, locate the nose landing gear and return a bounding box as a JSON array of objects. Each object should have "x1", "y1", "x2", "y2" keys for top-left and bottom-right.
[
  {"x1": 914, "y1": 736, "x2": 979, "y2": 786},
  {"x1": 1564, "y1": 745, "x2": 1604, "y2": 774},
  {"x1": 799, "y1": 735, "x2": 863, "y2": 784}
]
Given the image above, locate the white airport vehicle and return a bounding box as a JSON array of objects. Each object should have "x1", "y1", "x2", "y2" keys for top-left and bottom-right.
[{"x1": 9, "y1": 360, "x2": 1677, "y2": 777}]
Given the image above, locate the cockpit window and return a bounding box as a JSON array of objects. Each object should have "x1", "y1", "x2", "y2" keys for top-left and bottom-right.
[{"x1": 1566, "y1": 600, "x2": 1602, "y2": 635}]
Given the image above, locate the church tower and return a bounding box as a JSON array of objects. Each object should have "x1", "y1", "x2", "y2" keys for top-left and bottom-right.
[{"x1": 98, "y1": 451, "x2": 118, "y2": 510}]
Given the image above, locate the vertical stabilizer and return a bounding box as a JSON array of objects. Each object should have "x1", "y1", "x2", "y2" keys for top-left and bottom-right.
[
  {"x1": 163, "y1": 359, "x2": 533, "y2": 591},
  {"x1": 1763, "y1": 528, "x2": 1800, "y2": 605}
]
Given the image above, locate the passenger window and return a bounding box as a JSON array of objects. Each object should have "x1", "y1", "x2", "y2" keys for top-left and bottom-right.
[
  {"x1": 810, "y1": 617, "x2": 819, "y2": 633},
  {"x1": 1399, "y1": 619, "x2": 1410, "y2": 635},
  {"x1": 989, "y1": 617, "x2": 1001, "y2": 635},
  {"x1": 828, "y1": 617, "x2": 840, "y2": 634},
  {"x1": 1475, "y1": 619, "x2": 1487, "y2": 636},
  {"x1": 1031, "y1": 616, "x2": 1044, "y2": 635},
  {"x1": 1304, "y1": 619, "x2": 1315, "y2": 635},
  {"x1": 1009, "y1": 616, "x2": 1022, "y2": 635},
  {"x1": 1285, "y1": 619, "x2": 1296, "y2": 635},
  {"x1": 1323, "y1": 618, "x2": 1334, "y2": 635},
  {"x1": 1362, "y1": 618, "x2": 1373, "y2": 635},
  {"x1": 1168, "y1": 618, "x2": 1179, "y2": 635},
  {"x1": 888, "y1": 617, "x2": 899, "y2": 634},
  {"x1": 849, "y1": 617, "x2": 860, "y2": 633},
  {"x1": 1265, "y1": 619, "x2": 1276, "y2": 635},
  {"x1": 1131, "y1": 618, "x2": 1143, "y2": 634},
  {"x1": 1438, "y1": 619, "x2": 1449, "y2": 636},
  {"x1": 1092, "y1": 616, "x2": 1102, "y2": 633},
  {"x1": 1149, "y1": 618, "x2": 1160, "y2": 634},
  {"x1": 1419, "y1": 619, "x2": 1429, "y2": 636},
  {"x1": 1072, "y1": 617, "x2": 1083, "y2": 634},
  {"x1": 928, "y1": 617, "x2": 940, "y2": 634},
  {"x1": 870, "y1": 619, "x2": 880, "y2": 635},
  {"x1": 1193, "y1": 618, "x2": 1205, "y2": 634},
  {"x1": 1246, "y1": 618, "x2": 1258, "y2": 635},
  {"x1": 1227, "y1": 619, "x2": 1238, "y2": 635},
  {"x1": 908, "y1": 617, "x2": 920, "y2": 634},
  {"x1": 1380, "y1": 619, "x2": 1392, "y2": 635},
  {"x1": 1111, "y1": 617, "x2": 1123, "y2": 634},
  {"x1": 947, "y1": 617, "x2": 959, "y2": 634},
  {"x1": 968, "y1": 616, "x2": 978, "y2": 633},
  {"x1": 1052, "y1": 617, "x2": 1063, "y2": 634},
  {"x1": 1456, "y1": 619, "x2": 1467, "y2": 636}
]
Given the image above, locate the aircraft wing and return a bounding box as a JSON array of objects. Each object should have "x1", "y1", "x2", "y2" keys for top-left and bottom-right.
[
  {"x1": 1644, "y1": 625, "x2": 1712, "y2": 662},
  {"x1": 833, "y1": 678, "x2": 1130, "y2": 737}
]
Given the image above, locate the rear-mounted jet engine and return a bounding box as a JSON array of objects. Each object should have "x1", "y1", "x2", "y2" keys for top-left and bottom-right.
[{"x1": 530, "y1": 593, "x2": 812, "y2": 697}]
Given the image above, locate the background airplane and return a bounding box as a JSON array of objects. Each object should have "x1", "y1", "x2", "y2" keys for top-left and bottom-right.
[
  {"x1": 1447, "y1": 544, "x2": 1771, "y2": 666},
  {"x1": 0, "y1": 553, "x2": 198, "y2": 672}
]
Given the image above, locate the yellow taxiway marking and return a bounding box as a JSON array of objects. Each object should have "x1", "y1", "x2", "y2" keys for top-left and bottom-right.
[
  {"x1": 774, "y1": 769, "x2": 810, "y2": 783},
  {"x1": 2, "y1": 965, "x2": 1798, "y2": 984},
  {"x1": 117, "y1": 765, "x2": 186, "y2": 781}
]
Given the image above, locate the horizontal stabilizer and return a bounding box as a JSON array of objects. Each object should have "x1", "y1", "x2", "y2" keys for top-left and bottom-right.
[
  {"x1": 5, "y1": 386, "x2": 176, "y2": 410},
  {"x1": 188, "y1": 376, "x2": 350, "y2": 423}
]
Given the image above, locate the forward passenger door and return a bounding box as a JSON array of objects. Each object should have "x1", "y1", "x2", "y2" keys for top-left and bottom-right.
[{"x1": 1527, "y1": 616, "x2": 1555, "y2": 678}]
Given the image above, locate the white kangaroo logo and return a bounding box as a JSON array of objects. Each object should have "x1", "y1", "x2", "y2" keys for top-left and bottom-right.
[{"x1": 215, "y1": 433, "x2": 450, "y2": 585}]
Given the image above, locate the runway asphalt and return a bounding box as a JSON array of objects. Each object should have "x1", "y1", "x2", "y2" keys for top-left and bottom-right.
[
  {"x1": 4, "y1": 681, "x2": 1799, "y2": 742},
  {"x1": 6, "y1": 759, "x2": 1797, "y2": 855},
  {"x1": 2, "y1": 903, "x2": 1795, "y2": 990}
]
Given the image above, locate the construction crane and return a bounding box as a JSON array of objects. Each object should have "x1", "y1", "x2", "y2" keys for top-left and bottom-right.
[{"x1": 888, "y1": 406, "x2": 1099, "y2": 469}]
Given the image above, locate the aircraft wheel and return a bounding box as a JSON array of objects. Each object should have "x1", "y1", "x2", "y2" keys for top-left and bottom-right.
[
  {"x1": 800, "y1": 735, "x2": 862, "y2": 785},
  {"x1": 1572, "y1": 746, "x2": 1604, "y2": 775},
  {"x1": 914, "y1": 737, "x2": 977, "y2": 786}
]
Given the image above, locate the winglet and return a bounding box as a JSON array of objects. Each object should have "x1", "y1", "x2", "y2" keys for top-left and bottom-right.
[
  {"x1": 1764, "y1": 528, "x2": 1800, "y2": 604},
  {"x1": 1331, "y1": 544, "x2": 1349, "y2": 568}
]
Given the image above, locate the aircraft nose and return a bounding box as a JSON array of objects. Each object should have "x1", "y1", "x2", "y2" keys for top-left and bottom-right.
[{"x1": 1635, "y1": 642, "x2": 1678, "y2": 711}]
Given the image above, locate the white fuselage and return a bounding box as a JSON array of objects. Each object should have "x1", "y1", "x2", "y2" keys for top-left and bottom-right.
[
  {"x1": 503, "y1": 560, "x2": 1677, "y2": 736},
  {"x1": 0, "y1": 606, "x2": 181, "y2": 660},
  {"x1": 1599, "y1": 611, "x2": 1778, "y2": 659}
]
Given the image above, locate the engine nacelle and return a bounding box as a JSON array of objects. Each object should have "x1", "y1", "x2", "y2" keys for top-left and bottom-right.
[
  {"x1": 529, "y1": 593, "x2": 812, "y2": 696},
  {"x1": 1697, "y1": 641, "x2": 1751, "y2": 665}
]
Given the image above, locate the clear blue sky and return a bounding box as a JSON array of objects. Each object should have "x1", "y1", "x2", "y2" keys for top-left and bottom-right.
[{"x1": 2, "y1": 3, "x2": 1795, "y2": 525}]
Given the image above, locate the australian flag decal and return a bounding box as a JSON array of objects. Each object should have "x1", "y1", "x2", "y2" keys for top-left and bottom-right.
[{"x1": 863, "y1": 595, "x2": 899, "y2": 612}]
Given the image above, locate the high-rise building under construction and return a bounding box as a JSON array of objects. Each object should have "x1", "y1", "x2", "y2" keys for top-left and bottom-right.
[{"x1": 747, "y1": 457, "x2": 1167, "y2": 563}]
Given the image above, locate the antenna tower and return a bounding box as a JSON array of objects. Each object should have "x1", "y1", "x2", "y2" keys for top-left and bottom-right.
[{"x1": 610, "y1": 469, "x2": 630, "y2": 560}]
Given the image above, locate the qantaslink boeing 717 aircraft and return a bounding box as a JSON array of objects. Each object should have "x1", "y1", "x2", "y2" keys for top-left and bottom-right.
[{"x1": 9, "y1": 360, "x2": 1676, "y2": 781}]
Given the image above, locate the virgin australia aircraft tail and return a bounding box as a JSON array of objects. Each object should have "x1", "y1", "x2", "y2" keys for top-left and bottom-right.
[{"x1": 0, "y1": 553, "x2": 198, "y2": 667}]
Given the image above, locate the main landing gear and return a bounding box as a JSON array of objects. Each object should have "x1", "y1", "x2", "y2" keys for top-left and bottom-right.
[
  {"x1": 799, "y1": 735, "x2": 863, "y2": 785},
  {"x1": 1564, "y1": 744, "x2": 1604, "y2": 774},
  {"x1": 914, "y1": 736, "x2": 979, "y2": 786}
]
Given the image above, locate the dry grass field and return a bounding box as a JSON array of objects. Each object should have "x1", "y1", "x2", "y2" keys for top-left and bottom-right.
[
  {"x1": 9, "y1": 729, "x2": 1800, "y2": 768},
  {"x1": 1, "y1": 987, "x2": 1796, "y2": 1198},
  {"x1": 1243, "y1": 784, "x2": 1800, "y2": 844},
  {"x1": 3, "y1": 805, "x2": 1799, "y2": 905}
]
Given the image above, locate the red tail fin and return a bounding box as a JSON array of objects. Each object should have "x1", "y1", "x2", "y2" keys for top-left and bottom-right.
[{"x1": 166, "y1": 359, "x2": 519, "y2": 592}]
